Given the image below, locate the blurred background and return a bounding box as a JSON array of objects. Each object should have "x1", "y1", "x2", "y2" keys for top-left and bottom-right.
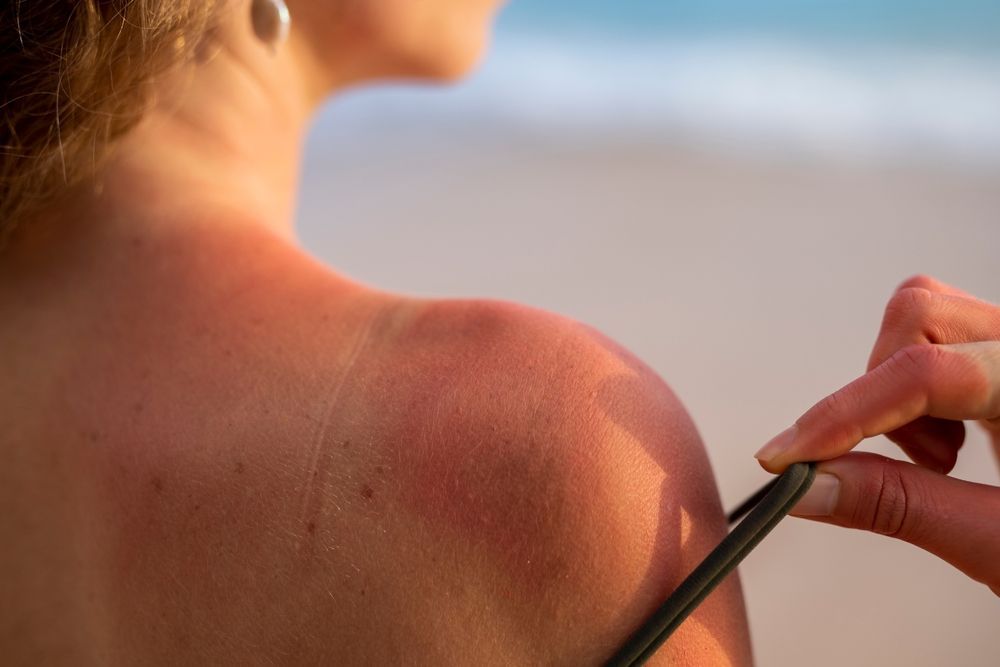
[{"x1": 298, "y1": 1, "x2": 1000, "y2": 664}]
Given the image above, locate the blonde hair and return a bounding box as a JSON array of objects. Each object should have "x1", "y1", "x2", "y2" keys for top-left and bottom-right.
[{"x1": 0, "y1": 1, "x2": 222, "y2": 245}]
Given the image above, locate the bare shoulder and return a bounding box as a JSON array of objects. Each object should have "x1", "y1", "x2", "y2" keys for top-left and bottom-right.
[
  {"x1": 0, "y1": 250, "x2": 750, "y2": 666},
  {"x1": 366, "y1": 297, "x2": 752, "y2": 666}
]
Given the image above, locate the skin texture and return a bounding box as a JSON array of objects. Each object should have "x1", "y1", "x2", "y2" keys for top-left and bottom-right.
[
  {"x1": 756, "y1": 275, "x2": 1000, "y2": 596},
  {"x1": 0, "y1": 1, "x2": 751, "y2": 664}
]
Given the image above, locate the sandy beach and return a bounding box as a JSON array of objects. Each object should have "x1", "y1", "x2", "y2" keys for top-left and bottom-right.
[{"x1": 299, "y1": 130, "x2": 1000, "y2": 666}]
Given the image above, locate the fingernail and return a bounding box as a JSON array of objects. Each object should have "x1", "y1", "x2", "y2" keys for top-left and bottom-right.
[
  {"x1": 790, "y1": 473, "x2": 841, "y2": 517},
  {"x1": 754, "y1": 425, "x2": 799, "y2": 464}
]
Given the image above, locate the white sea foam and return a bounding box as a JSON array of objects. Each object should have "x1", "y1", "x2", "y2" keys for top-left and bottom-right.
[{"x1": 313, "y1": 34, "x2": 1000, "y2": 166}]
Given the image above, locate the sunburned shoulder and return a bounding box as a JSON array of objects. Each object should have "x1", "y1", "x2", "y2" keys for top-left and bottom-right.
[
  {"x1": 0, "y1": 284, "x2": 750, "y2": 665},
  {"x1": 360, "y1": 296, "x2": 753, "y2": 665}
]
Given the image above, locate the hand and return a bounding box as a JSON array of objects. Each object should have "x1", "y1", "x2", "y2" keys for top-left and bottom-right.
[{"x1": 754, "y1": 275, "x2": 1000, "y2": 595}]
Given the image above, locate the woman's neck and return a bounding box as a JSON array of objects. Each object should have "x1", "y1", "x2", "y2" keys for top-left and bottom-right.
[
  {"x1": 96, "y1": 15, "x2": 317, "y2": 238},
  {"x1": 3, "y1": 10, "x2": 320, "y2": 273}
]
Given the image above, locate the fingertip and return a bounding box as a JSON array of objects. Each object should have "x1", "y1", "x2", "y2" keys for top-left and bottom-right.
[
  {"x1": 753, "y1": 425, "x2": 799, "y2": 470},
  {"x1": 753, "y1": 452, "x2": 787, "y2": 474}
]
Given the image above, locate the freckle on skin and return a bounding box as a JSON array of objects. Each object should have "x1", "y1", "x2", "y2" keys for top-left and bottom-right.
[
  {"x1": 361, "y1": 484, "x2": 374, "y2": 500},
  {"x1": 132, "y1": 402, "x2": 144, "y2": 415},
  {"x1": 307, "y1": 522, "x2": 316, "y2": 535},
  {"x1": 342, "y1": 440, "x2": 351, "y2": 449},
  {"x1": 234, "y1": 460, "x2": 245, "y2": 474},
  {"x1": 375, "y1": 466, "x2": 384, "y2": 475},
  {"x1": 152, "y1": 477, "x2": 164, "y2": 493}
]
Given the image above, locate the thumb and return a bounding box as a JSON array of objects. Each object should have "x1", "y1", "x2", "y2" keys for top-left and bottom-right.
[{"x1": 790, "y1": 451, "x2": 1000, "y2": 595}]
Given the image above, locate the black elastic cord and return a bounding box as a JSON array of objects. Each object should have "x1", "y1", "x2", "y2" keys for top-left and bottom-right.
[
  {"x1": 604, "y1": 462, "x2": 816, "y2": 667},
  {"x1": 726, "y1": 473, "x2": 785, "y2": 525}
]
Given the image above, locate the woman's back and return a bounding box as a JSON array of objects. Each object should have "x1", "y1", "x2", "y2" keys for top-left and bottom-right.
[{"x1": 0, "y1": 221, "x2": 750, "y2": 665}]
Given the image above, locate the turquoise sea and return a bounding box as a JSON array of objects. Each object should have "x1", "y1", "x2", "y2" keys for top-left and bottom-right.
[
  {"x1": 316, "y1": 1, "x2": 1000, "y2": 165},
  {"x1": 500, "y1": 0, "x2": 1000, "y2": 51}
]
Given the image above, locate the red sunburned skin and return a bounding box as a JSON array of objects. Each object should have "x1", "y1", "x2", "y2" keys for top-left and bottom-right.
[
  {"x1": 44, "y1": 279, "x2": 735, "y2": 660},
  {"x1": 33, "y1": 233, "x2": 396, "y2": 659},
  {"x1": 366, "y1": 299, "x2": 697, "y2": 620},
  {"x1": 2, "y1": 215, "x2": 750, "y2": 661}
]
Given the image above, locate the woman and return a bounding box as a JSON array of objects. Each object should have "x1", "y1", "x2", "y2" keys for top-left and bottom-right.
[
  {"x1": 2, "y1": 3, "x2": 996, "y2": 666},
  {"x1": 1, "y1": 2, "x2": 752, "y2": 664}
]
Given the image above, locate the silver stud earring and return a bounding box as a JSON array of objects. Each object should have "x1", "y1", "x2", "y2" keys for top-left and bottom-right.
[{"x1": 251, "y1": 0, "x2": 291, "y2": 51}]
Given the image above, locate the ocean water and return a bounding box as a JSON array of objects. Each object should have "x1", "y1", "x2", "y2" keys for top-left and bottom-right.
[
  {"x1": 500, "y1": 0, "x2": 1000, "y2": 51},
  {"x1": 314, "y1": 1, "x2": 1000, "y2": 166}
]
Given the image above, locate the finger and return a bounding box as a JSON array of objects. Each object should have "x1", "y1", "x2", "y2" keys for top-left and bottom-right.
[
  {"x1": 867, "y1": 286, "x2": 1000, "y2": 372},
  {"x1": 755, "y1": 341, "x2": 1000, "y2": 472},
  {"x1": 866, "y1": 280, "x2": 999, "y2": 472},
  {"x1": 893, "y1": 274, "x2": 975, "y2": 300},
  {"x1": 885, "y1": 416, "x2": 965, "y2": 474},
  {"x1": 790, "y1": 452, "x2": 1000, "y2": 595}
]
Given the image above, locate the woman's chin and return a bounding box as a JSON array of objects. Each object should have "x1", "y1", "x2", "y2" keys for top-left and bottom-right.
[{"x1": 390, "y1": 18, "x2": 493, "y2": 83}]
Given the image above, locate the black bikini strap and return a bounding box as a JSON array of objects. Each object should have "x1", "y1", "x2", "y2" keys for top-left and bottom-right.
[{"x1": 604, "y1": 462, "x2": 816, "y2": 667}]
